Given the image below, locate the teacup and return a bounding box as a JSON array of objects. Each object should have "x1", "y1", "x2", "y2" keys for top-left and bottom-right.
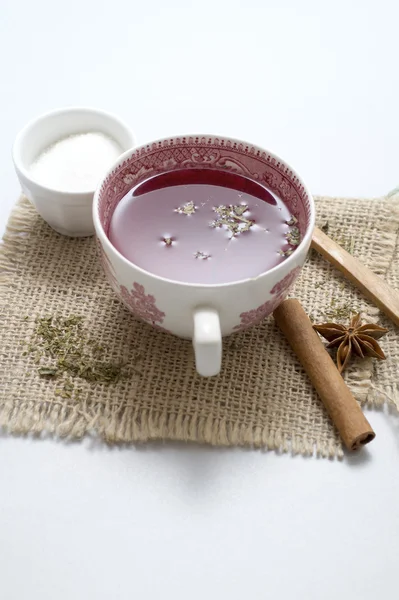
[{"x1": 93, "y1": 135, "x2": 315, "y2": 376}]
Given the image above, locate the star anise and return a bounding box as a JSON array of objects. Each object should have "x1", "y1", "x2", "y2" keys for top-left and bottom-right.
[{"x1": 313, "y1": 313, "x2": 388, "y2": 373}]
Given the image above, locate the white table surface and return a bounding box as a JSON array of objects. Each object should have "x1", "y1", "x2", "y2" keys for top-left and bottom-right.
[{"x1": 1, "y1": 1, "x2": 399, "y2": 598}]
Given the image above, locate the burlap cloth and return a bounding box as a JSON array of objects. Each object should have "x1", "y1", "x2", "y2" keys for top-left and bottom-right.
[{"x1": 1, "y1": 193, "x2": 398, "y2": 457}]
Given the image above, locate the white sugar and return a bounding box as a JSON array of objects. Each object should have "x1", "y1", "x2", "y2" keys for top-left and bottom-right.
[{"x1": 29, "y1": 132, "x2": 123, "y2": 192}]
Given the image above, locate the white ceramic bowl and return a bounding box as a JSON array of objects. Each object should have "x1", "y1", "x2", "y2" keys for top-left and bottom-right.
[{"x1": 12, "y1": 107, "x2": 135, "y2": 237}]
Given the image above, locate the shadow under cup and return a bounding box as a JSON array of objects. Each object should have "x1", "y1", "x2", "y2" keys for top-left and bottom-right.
[{"x1": 93, "y1": 135, "x2": 314, "y2": 376}]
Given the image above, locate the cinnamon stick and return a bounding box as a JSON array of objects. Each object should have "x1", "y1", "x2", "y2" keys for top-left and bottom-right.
[{"x1": 273, "y1": 299, "x2": 375, "y2": 451}]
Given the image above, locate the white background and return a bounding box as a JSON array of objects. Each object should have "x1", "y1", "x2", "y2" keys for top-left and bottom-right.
[{"x1": 1, "y1": 1, "x2": 399, "y2": 598}]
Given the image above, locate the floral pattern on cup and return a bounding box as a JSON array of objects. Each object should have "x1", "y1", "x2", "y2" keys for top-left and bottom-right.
[
  {"x1": 234, "y1": 294, "x2": 285, "y2": 331},
  {"x1": 98, "y1": 241, "x2": 170, "y2": 333},
  {"x1": 269, "y1": 266, "x2": 301, "y2": 296},
  {"x1": 97, "y1": 137, "x2": 311, "y2": 237},
  {"x1": 234, "y1": 266, "x2": 302, "y2": 331},
  {"x1": 119, "y1": 282, "x2": 169, "y2": 332}
]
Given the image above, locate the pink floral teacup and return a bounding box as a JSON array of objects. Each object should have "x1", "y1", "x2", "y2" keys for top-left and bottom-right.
[{"x1": 93, "y1": 135, "x2": 314, "y2": 376}]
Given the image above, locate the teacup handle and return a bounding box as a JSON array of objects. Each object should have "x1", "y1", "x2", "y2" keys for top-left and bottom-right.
[{"x1": 193, "y1": 307, "x2": 222, "y2": 377}]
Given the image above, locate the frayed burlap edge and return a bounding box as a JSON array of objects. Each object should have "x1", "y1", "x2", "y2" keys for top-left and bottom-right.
[{"x1": 0, "y1": 396, "x2": 340, "y2": 457}]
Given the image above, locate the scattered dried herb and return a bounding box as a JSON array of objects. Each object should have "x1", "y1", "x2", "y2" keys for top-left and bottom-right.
[
  {"x1": 334, "y1": 235, "x2": 355, "y2": 255},
  {"x1": 331, "y1": 233, "x2": 355, "y2": 254},
  {"x1": 313, "y1": 313, "x2": 388, "y2": 373},
  {"x1": 323, "y1": 298, "x2": 354, "y2": 321},
  {"x1": 24, "y1": 315, "x2": 133, "y2": 399},
  {"x1": 37, "y1": 367, "x2": 58, "y2": 377},
  {"x1": 319, "y1": 222, "x2": 355, "y2": 253}
]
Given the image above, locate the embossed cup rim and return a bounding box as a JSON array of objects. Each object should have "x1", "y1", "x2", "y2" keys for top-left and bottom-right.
[{"x1": 93, "y1": 134, "x2": 315, "y2": 289}]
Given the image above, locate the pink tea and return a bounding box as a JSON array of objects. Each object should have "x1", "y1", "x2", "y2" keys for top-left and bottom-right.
[{"x1": 109, "y1": 169, "x2": 300, "y2": 285}]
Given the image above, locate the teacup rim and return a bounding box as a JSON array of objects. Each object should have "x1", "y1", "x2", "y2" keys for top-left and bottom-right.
[{"x1": 93, "y1": 133, "x2": 315, "y2": 289}]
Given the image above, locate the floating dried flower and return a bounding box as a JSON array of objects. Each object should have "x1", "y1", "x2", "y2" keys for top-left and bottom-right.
[
  {"x1": 175, "y1": 201, "x2": 196, "y2": 215},
  {"x1": 194, "y1": 251, "x2": 211, "y2": 260}
]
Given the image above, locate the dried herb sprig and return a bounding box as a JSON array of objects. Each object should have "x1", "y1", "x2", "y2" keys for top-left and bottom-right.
[
  {"x1": 286, "y1": 226, "x2": 301, "y2": 246},
  {"x1": 286, "y1": 215, "x2": 298, "y2": 227},
  {"x1": 194, "y1": 251, "x2": 211, "y2": 260},
  {"x1": 175, "y1": 201, "x2": 197, "y2": 215},
  {"x1": 210, "y1": 204, "x2": 254, "y2": 237},
  {"x1": 25, "y1": 316, "x2": 132, "y2": 396},
  {"x1": 323, "y1": 298, "x2": 354, "y2": 321},
  {"x1": 279, "y1": 214, "x2": 301, "y2": 258}
]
